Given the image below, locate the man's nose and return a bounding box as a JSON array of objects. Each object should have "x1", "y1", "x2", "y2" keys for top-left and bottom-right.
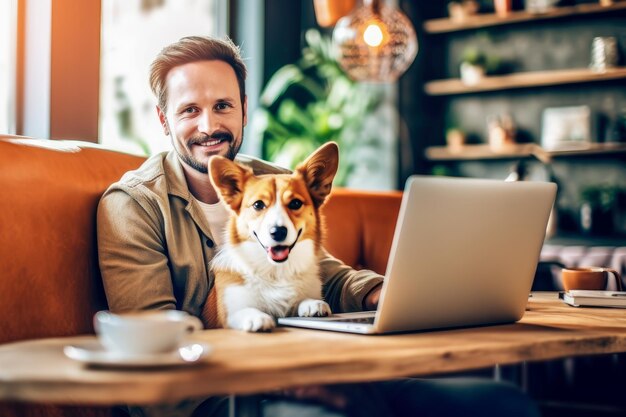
[{"x1": 198, "y1": 111, "x2": 218, "y2": 135}]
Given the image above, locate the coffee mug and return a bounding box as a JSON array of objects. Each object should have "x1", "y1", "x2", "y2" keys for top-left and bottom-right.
[
  {"x1": 561, "y1": 267, "x2": 623, "y2": 292},
  {"x1": 94, "y1": 310, "x2": 203, "y2": 355}
]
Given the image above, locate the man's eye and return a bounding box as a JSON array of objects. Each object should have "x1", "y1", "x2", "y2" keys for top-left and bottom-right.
[
  {"x1": 183, "y1": 107, "x2": 197, "y2": 114},
  {"x1": 216, "y1": 102, "x2": 232, "y2": 111},
  {"x1": 288, "y1": 199, "x2": 303, "y2": 210},
  {"x1": 252, "y1": 200, "x2": 266, "y2": 211}
]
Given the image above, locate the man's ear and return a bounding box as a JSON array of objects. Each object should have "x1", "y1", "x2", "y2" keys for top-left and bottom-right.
[
  {"x1": 156, "y1": 106, "x2": 170, "y2": 136},
  {"x1": 296, "y1": 142, "x2": 339, "y2": 208},
  {"x1": 209, "y1": 157, "x2": 251, "y2": 213}
]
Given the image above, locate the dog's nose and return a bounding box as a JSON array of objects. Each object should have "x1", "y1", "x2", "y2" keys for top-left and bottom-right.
[{"x1": 270, "y1": 226, "x2": 288, "y2": 242}]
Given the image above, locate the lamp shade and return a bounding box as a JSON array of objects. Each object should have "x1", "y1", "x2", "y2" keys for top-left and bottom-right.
[{"x1": 332, "y1": 0, "x2": 418, "y2": 82}]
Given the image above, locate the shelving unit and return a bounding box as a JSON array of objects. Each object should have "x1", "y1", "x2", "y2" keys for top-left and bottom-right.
[
  {"x1": 424, "y1": 67, "x2": 626, "y2": 96},
  {"x1": 423, "y1": 1, "x2": 626, "y2": 34},
  {"x1": 425, "y1": 143, "x2": 626, "y2": 161},
  {"x1": 407, "y1": 1, "x2": 626, "y2": 255}
]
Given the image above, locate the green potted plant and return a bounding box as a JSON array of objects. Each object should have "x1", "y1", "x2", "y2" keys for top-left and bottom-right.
[
  {"x1": 459, "y1": 47, "x2": 502, "y2": 85},
  {"x1": 460, "y1": 48, "x2": 488, "y2": 85},
  {"x1": 250, "y1": 29, "x2": 390, "y2": 187},
  {"x1": 579, "y1": 184, "x2": 619, "y2": 235}
]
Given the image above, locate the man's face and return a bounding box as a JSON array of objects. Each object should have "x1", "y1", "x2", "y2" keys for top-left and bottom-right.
[{"x1": 158, "y1": 60, "x2": 247, "y2": 173}]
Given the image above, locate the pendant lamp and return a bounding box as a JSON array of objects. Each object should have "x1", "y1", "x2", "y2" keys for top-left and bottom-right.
[{"x1": 332, "y1": 0, "x2": 418, "y2": 82}]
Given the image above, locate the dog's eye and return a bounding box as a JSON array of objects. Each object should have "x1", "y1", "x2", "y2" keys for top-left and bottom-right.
[
  {"x1": 252, "y1": 200, "x2": 266, "y2": 211},
  {"x1": 288, "y1": 199, "x2": 303, "y2": 210}
]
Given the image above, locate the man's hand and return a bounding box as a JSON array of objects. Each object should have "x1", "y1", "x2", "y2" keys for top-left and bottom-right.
[{"x1": 362, "y1": 283, "x2": 382, "y2": 311}]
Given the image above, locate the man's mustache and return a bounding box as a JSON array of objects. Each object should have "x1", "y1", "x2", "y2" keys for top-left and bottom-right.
[{"x1": 188, "y1": 132, "x2": 233, "y2": 145}]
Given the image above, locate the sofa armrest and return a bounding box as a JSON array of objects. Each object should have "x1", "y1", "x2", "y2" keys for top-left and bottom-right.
[{"x1": 322, "y1": 188, "x2": 403, "y2": 275}]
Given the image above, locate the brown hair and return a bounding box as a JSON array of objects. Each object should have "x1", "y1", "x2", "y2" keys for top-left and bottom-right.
[{"x1": 149, "y1": 36, "x2": 247, "y2": 112}]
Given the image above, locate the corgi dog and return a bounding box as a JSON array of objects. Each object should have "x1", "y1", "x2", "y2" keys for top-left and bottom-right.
[{"x1": 207, "y1": 142, "x2": 339, "y2": 332}]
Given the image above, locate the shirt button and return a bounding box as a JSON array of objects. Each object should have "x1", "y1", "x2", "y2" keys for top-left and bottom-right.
[{"x1": 206, "y1": 238, "x2": 214, "y2": 248}]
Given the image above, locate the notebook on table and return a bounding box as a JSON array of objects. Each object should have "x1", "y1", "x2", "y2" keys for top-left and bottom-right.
[{"x1": 278, "y1": 175, "x2": 557, "y2": 334}]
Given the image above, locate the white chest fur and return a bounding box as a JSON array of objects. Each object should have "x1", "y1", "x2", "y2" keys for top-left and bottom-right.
[{"x1": 212, "y1": 239, "x2": 323, "y2": 318}]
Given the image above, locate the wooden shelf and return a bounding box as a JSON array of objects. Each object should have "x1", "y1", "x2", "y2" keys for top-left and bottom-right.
[
  {"x1": 424, "y1": 67, "x2": 626, "y2": 96},
  {"x1": 423, "y1": 1, "x2": 626, "y2": 34},
  {"x1": 425, "y1": 143, "x2": 626, "y2": 161}
]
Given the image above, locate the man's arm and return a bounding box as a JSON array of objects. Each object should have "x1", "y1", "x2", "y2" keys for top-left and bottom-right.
[
  {"x1": 97, "y1": 188, "x2": 176, "y2": 312},
  {"x1": 319, "y1": 249, "x2": 384, "y2": 313}
]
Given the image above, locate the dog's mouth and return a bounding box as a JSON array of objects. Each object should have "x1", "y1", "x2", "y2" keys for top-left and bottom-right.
[
  {"x1": 268, "y1": 246, "x2": 290, "y2": 263},
  {"x1": 254, "y1": 229, "x2": 302, "y2": 264}
]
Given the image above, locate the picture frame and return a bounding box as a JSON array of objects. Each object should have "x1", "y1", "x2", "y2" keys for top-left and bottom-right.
[{"x1": 541, "y1": 105, "x2": 592, "y2": 150}]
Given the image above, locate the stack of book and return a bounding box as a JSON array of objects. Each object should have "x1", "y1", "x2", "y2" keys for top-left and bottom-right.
[{"x1": 560, "y1": 290, "x2": 626, "y2": 308}]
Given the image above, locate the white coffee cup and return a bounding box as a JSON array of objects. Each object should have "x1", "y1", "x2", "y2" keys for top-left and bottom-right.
[{"x1": 94, "y1": 310, "x2": 203, "y2": 355}]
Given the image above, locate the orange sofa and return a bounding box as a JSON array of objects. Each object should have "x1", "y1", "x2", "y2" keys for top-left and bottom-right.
[{"x1": 0, "y1": 137, "x2": 402, "y2": 416}]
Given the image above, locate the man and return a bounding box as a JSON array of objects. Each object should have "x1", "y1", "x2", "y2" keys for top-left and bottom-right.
[{"x1": 97, "y1": 36, "x2": 539, "y2": 417}]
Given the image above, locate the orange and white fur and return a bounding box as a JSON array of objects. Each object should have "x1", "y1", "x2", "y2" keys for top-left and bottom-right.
[{"x1": 208, "y1": 142, "x2": 338, "y2": 332}]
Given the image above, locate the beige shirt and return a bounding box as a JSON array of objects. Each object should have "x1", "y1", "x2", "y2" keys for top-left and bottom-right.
[
  {"x1": 97, "y1": 150, "x2": 383, "y2": 318},
  {"x1": 195, "y1": 198, "x2": 229, "y2": 247}
]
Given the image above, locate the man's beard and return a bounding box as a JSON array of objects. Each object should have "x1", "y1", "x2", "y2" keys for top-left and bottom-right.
[{"x1": 177, "y1": 131, "x2": 242, "y2": 174}]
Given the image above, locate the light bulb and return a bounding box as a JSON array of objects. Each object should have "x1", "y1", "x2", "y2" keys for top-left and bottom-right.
[
  {"x1": 363, "y1": 23, "x2": 383, "y2": 47},
  {"x1": 332, "y1": 0, "x2": 418, "y2": 82}
]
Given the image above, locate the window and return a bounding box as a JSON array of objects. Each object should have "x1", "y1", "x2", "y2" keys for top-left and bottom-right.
[
  {"x1": 99, "y1": 0, "x2": 225, "y2": 155},
  {"x1": 0, "y1": 0, "x2": 17, "y2": 135}
]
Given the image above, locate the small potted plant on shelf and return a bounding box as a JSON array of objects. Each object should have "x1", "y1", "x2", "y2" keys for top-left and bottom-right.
[
  {"x1": 447, "y1": 0, "x2": 480, "y2": 22},
  {"x1": 460, "y1": 48, "x2": 488, "y2": 85}
]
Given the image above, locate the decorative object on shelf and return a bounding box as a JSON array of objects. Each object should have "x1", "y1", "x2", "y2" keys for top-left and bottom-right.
[
  {"x1": 486, "y1": 113, "x2": 516, "y2": 150},
  {"x1": 459, "y1": 48, "x2": 487, "y2": 85},
  {"x1": 589, "y1": 36, "x2": 619, "y2": 73},
  {"x1": 579, "y1": 184, "x2": 619, "y2": 236},
  {"x1": 251, "y1": 29, "x2": 393, "y2": 187},
  {"x1": 447, "y1": 0, "x2": 480, "y2": 21},
  {"x1": 332, "y1": 0, "x2": 418, "y2": 82},
  {"x1": 446, "y1": 128, "x2": 467, "y2": 153},
  {"x1": 313, "y1": 0, "x2": 356, "y2": 28},
  {"x1": 525, "y1": 0, "x2": 558, "y2": 14},
  {"x1": 494, "y1": 0, "x2": 513, "y2": 17},
  {"x1": 541, "y1": 105, "x2": 591, "y2": 150}
]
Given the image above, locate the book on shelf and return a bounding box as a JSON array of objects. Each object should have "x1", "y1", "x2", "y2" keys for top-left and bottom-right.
[{"x1": 560, "y1": 290, "x2": 626, "y2": 308}]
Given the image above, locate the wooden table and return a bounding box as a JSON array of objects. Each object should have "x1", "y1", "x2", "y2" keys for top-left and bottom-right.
[{"x1": 2, "y1": 293, "x2": 626, "y2": 408}]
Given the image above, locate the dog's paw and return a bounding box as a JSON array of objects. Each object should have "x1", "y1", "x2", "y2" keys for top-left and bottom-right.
[
  {"x1": 229, "y1": 308, "x2": 276, "y2": 332},
  {"x1": 298, "y1": 299, "x2": 332, "y2": 317}
]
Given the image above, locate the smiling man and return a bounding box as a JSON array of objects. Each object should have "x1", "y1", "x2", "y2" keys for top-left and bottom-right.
[
  {"x1": 96, "y1": 36, "x2": 539, "y2": 417},
  {"x1": 96, "y1": 36, "x2": 385, "y2": 417}
]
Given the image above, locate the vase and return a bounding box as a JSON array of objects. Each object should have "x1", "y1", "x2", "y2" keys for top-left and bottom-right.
[
  {"x1": 494, "y1": 0, "x2": 512, "y2": 17},
  {"x1": 313, "y1": 0, "x2": 356, "y2": 28},
  {"x1": 460, "y1": 62, "x2": 485, "y2": 86}
]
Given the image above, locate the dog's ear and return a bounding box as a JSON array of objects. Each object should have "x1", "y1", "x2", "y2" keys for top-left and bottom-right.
[
  {"x1": 296, "y1": 142, "x2": 339, "y2": 208},
  {"x1": 209, "y1": 157, "x2": 251, "y2": 213}
]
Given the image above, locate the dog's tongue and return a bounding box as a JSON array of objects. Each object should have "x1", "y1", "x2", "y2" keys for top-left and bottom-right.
[{"x1": 268, "y1": 246, "x2": 290, "y2": 262}]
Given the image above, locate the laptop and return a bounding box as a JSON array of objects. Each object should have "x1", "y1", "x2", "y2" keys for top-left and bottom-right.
[{"x1": 278, "y1": 175, "x2": 557, "y2": 334}]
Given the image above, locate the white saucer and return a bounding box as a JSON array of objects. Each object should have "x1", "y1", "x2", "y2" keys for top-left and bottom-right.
[{"x1": 64, "y1": 340, "x2": 212, "y2": 368}]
